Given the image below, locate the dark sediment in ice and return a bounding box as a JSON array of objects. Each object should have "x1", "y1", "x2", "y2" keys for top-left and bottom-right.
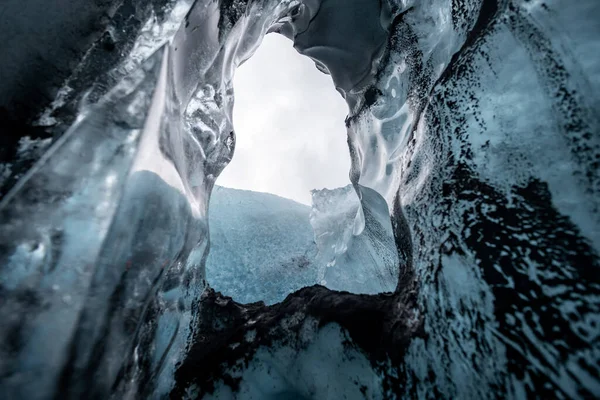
[{"x1": 0, "y1": 0, "x2": 598, "y2": 399}]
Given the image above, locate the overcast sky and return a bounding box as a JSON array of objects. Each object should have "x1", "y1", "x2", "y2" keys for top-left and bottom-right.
[{"x1": 216, "y1": 34, "x2": 350, "y2": 205}]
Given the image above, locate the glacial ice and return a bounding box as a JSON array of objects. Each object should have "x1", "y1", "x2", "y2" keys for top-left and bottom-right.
[
  {"x1": 206, "y1": 186, "x2": 318, "y2": 305},
  {"x1": 0, "y1": 0, "x2": 598, "y2": 399},
  {"x1": 310, "y1": 185, "x2": 398, "y2": 293},
  {"x1": 207, "y1": 185, "x2": 398, "y2": 304}
]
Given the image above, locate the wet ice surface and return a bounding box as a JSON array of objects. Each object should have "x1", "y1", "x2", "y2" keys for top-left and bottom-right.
[
  {"x1": 0, "y1": 0, "x2": 599, "y2": 399},
  {"x1": 311, "y1": 185, "x2": 399, "y2": 293}
]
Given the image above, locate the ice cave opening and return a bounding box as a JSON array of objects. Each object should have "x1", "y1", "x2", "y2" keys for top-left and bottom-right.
[
  {"x1": 2, "y1": 0, "x2": 599, "y2": 398},
  {"x1": 217, "y1": 33, "x2": 350, "y2": 205},
  {"x1": 205, "y1": 33, "x2": 397, "y2": 305}
]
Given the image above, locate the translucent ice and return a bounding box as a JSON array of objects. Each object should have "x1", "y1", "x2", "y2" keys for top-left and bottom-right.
[
  {"x1": 310, "y1": 185, "x2": 398, "y2": 293},
  {"x1": 0, "y1": 0, "x2": 598, "y2": 399},
  {"x1": 0, "y1": 48, "x2": 207, "y2": 398}
]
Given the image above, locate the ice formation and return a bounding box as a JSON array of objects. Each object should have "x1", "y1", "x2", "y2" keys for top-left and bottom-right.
[
  {"x1": 0, "y1": 0, "x2": 598, "y2": 399},
  {"x1": 206, "y1": 186, "x2": 319, "y2": 305},
  {"x1": 207, "y1": 185, "x2": 397, "y2": 304}
]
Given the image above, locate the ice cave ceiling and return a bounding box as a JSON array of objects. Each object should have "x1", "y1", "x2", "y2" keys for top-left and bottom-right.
[{"x1": 0, "y1": 0, "x2": 599, "y2": 399}]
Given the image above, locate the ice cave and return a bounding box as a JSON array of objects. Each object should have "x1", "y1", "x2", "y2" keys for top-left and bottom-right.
[{"x1": 0, "y1": 0, "x2": 598, "y2": 399}]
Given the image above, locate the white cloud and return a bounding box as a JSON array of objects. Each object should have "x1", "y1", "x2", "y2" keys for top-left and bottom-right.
[{"x1": 216, "y1": 33, "x2": 350, "y2": 205}]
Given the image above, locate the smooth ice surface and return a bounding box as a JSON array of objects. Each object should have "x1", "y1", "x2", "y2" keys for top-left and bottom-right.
[
  {"x1": 218, "y1": 34, "x2": 350, "y2": 205},
  {"x1": 311, "y1": 185, "x2": 398, "y2": 293},
  {"x1": 0, "y1": 48, "x2": 206, "y2": 399}
]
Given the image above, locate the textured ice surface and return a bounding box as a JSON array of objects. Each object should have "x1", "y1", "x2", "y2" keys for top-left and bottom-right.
[
  {"x1": 207, "y1": 186, "x2": 318, "y2": 305},
  {"x1": 207, "y1": 185, "x2": 397, "y2": 304},
  {"x1": 0, "y1": 0, "x2": 599, "y2": 399},
  {"x1": 202, "y1": 322, "x2": 384, "y2": 400}
]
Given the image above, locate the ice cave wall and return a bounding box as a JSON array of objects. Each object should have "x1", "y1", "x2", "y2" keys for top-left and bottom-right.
[
  {"x1": 0, "y1": 0, "x2": 598, "y2": 399},
  {"x1": 0, "y1": 0, "x2": 190, "y2": 196}
]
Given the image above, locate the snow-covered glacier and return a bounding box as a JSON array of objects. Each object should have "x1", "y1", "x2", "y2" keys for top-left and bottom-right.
[{"x1": 0, "y1": 0, "x2": 598, "y2": 399}]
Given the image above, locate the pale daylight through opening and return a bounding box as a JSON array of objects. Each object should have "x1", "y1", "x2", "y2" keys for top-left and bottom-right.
[{"x1": 216, "y1": 34, "x2": 350, "y2": 205}]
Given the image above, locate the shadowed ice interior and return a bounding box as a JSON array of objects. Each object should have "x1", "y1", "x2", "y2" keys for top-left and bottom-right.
[{"x1": 1, "y1": 0, "x2": 597, "y2": 398}]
